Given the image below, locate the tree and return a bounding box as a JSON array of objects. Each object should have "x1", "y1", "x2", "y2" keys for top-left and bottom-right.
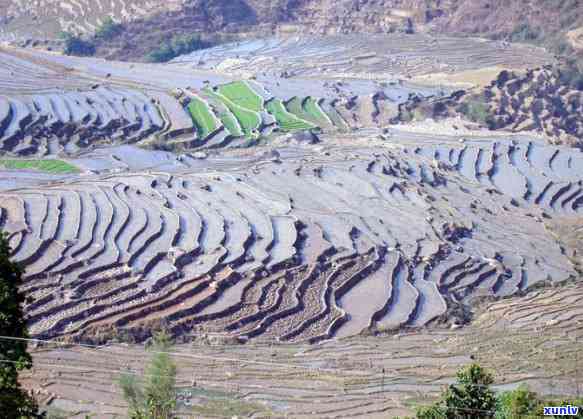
[
  {"x1": 416, "y1": 364, "x2": 496, "y2": 419},
  {"x1": 95, "y1": 17, "x2": 123, "y2": 40},
  {"x1": 60, "y1": 32, "x2": 96, "y2": 57},
  {"x1": 0, "y1": 232, "x2": 40, "y2": 418},
  {"x1": 443, "y1": 364, "x2": 497, "y2": 418},
  {"x1": 119, "y1": 331, "x2": 177, "y2": 419},
  {"x1": 495, "y1": 385, "x2": 540, "y2": 419},
  {"x1": 145, "y1": 34, "x2": 212, "y2": 63}
]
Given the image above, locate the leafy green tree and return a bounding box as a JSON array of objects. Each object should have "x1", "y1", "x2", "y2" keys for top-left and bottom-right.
[
  {"x1": 417, "y1": 404, "x2": 447, "y2": 419},
  {"x1": 443, "y1": 364, "x2": 497, "y2": 418},
  {"x1": 417, "y1": 364, "x2": 496, "y2": 419},
  {"x1": 119, "y1": 331, "x2": 177, "y2": 419},
  {"x1": 495, "y1": 385, "x2": 540, "y2": 419},
  {"x1": 0, "y1": 232, "x2": 41, "y2": 418}
]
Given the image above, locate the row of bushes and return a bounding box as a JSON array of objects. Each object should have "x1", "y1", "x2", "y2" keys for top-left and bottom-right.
[
  {"x1": 61, "y1": 18, "x2": 214, "y2": 62},
  {"x1": 145, "y1": 34, "x2": 213, "y2": 63},
  {"x1": 60, "y1": 17, "x2": 122, "y2": 56}
]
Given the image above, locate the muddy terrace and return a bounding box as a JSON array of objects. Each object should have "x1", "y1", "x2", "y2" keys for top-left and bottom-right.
[
  {"x1": 0, "y1": 30, "x2": 581, "y2": 418},
  {"x1": 0, "y1": 129, "x2": 581, "y2": 344},
  {"x1": 21, "y1": 283, "x2": 583, "y2": 417},
  {"x1": 171, "y1": 34, "x2": 552, "y2": 79},
  {"x1": 0, "y1": 36, "x2": 578, "y2": 344}
]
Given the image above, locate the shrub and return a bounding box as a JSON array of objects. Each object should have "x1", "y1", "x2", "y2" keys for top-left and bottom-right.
[
  {"x1": 61, "y1": 32, "x2": 96, "y2": 56},
  {"x1": 95, "y1": 17, "x2": 123, "y2": 40},
  {"x1": 416, "y1": 364, "x2": 496, "y2": 419},
  {"x1": 495, "y1": 385, "x2": 540, "y2": 419},
  {"x1": 459, "y1": 96, "x2": 491, "y2": 125},
  {"x1": 146, "y1": 34, "x2": 212, "y2": 63},
  {"x1": 119, "y1": 331, "x2": 177, "y2": 419}
]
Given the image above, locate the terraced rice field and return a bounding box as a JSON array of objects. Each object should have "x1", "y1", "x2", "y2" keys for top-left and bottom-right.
[
  {"x1": 288, "y1": 96, "x2": 331, "y2": 127},
  {"x1": 266, "y1": 98, "x2": 315, "y2": 132},
  {"x1": 188, "y1": 82, "x2": 333, "y2": 143},
  {"x1": 0, "y1": 26, "x2": 579, "y2": 418},
  {"x1": 0, "y1": 159, "x2": 79, "y2": 173},
  {"x1": 187, "y1": 97, "x2": 218, "y2": 139},
  {"x1": 0, "y1": 86, "x2": 167, "y2": 156},
  {"x1": 203, "y1": 88, "x2": 261, "y2": 137},
  {"x1": 21, "y1": 283, "x2": 583, "y2": 417},
  {"x1": 0, "y1": 131, "x2": 581, "y2": 344},
  {"x1": 172, "y1": 35, "x2": 552, "y2": 79},
  {"x1": 217, "y1": 81, "x2": 264, "y2": 113}
]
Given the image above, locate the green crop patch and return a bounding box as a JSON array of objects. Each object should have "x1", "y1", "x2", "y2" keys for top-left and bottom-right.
[
  {"x1": 286, "y1": 96, "x2": 327, "y2": 126},
  {"x1": 0, "y1": 159, "x2": 79, "y2": 174},
  {"x1": 303, "y1": 97, "x2": 331, "y2": 125},
  {"x1": 266, "y1": 98, "x2": 315, "y2": 132},
  {"x1": 187, "y1": 97, "x2": 217, "y2": 138},
  {"x1": 219, "y1": 111, "x2": 243, "y2": 137},
  {"x1": 217, "y1": 81, "x2": 263, "y2": 112},
  {"x1": 205, "y1": 88, "x2": 260, "y2": 137}
]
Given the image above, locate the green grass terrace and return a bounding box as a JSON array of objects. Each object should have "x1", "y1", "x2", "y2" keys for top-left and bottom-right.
[
  {"x1": 187, "y1": 97, "x2": 218, "y2": 138},
  {"x1": 0, "y1": 159, "x2": 79, "y2": 174}
]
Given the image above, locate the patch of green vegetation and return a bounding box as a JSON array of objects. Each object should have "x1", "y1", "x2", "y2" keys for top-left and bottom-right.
[
  {"x1": 187, "y1": 97, "x2": 218, "y2": 138},
  {"x1": 217, "y1": 82, "x2": 263, "y2": 112},
  {"x1": 146, "y1": 34, "x2": 212, "y2": 63},
  {"x1": 60, "y1": 32, "x2": 96, "y2": 56},
  {"x1": 218, "y1": 111, "x2": 243, "y2": 137},
  {"x1": 458, "y1": 95, "x2": 492, "y2": 125},
  {"x1": 303, "y1": 97, "x2": 330, "y2": 125},
  {"x1": 205, "y1": 88, "x2": 260, "y2": 137},
  {"x1": 285, "y1": 96, "x2": 326, "y2": 127},
  {"x1": 190, "y1": 399, "x2": 271, "y2": 417},
  {"x1": 266, "y1": 98, "x2": 314, "y2": 132},
  {"x1": 414, "y1": 363, "x2": 583, "y2": 419},
  {"x1": 203, "y1": 92, "x2": 244, "y2": 137},
  {"x1": 119, "y1": 332, "x2": 177, "y2": 419},
  {"x1": 0, "y1": 159, "x2": 79, "y2": 174},
  {"x1": 95, "y1": 17, "x2": 123, "y2": 41}
]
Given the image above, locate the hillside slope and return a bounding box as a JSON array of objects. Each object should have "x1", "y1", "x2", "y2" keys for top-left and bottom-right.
[{"x1": 1, "y1": 0, "x2": 582, "y2": 63}]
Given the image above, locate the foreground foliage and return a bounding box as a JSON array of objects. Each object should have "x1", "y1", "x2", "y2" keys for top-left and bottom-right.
[
  {"x1": 119, "y1": 331, "x2": 177, "y2": 419},
  {"x1": 416, "y1": 364, "x2": 583, "y2": 419},
  {"x1": 417, "y1": 364, "x2": 496, "y2": 418},
  {"x1": 0, "y1": 232, "x2": 40, "y2": 418}
]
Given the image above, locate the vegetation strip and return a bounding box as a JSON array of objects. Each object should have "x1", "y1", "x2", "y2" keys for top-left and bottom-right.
[
  {"x1": 266, "y1": 98, "x2": 315, "y2": 132},
  {"x1": 187, "y1": 97, "x2": 218, "y2": 138},
  {"x1": 0, "y1": 159, "x2": 79, "y2": 174},
  {"x1": 217, "y1": 81, "x2": 264, "y2": 112},
  {"x1": 204, "y1": 88, "x2": 260, "y2": 137}
]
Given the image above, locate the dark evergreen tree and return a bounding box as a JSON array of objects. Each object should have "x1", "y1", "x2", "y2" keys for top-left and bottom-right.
[{"x1": 0, "y1": 232, "x2": 40, "y2": 418}]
